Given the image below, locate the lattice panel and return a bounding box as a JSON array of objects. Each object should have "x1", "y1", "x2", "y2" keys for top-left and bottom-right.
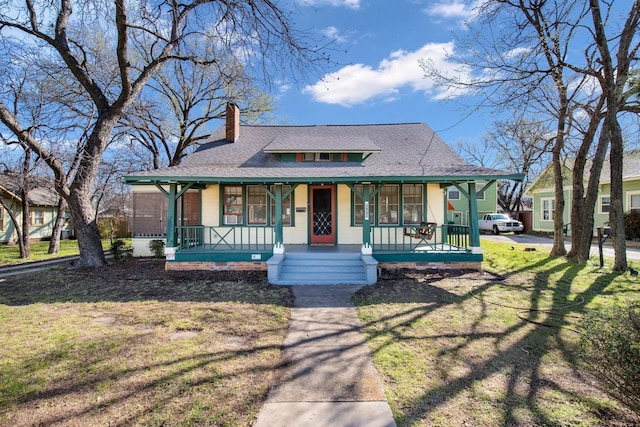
[{"x1": 313, "y1": 211, "x2": 332, "y2": 236}]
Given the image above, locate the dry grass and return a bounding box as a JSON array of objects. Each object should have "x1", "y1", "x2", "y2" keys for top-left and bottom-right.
[
  {"x1": 0, "y1": 259, "x2": 292, "y2": 426},
  {"x1": 354, "y1": 241, "x2": 640, "y2": 426},
  {"x1": 2, "y1": 242, "x2": 640, "y2": 426}
]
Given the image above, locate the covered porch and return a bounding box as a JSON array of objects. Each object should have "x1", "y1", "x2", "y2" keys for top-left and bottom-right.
[{"x1": 129, "y1": 178, "x2": 500, "y2": 283}]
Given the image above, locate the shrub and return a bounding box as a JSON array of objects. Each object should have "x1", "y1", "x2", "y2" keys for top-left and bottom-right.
[
  {"x1": 579, "y1": 303, "x2": 640, "y2": 414},
  {"x1": 110, "y1": 239, "x2": 131, "y2": 261},
  {"x1": 623, "y1": 210, "x2": 640, "y2": 240},
  {"x1": 149, "y1": 239, "x2": 165, "y2": 258}
]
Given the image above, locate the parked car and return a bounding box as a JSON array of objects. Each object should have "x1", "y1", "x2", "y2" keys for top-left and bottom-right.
[{"x1": 479, "y1": 213, "x2": 524, "y2": 235}]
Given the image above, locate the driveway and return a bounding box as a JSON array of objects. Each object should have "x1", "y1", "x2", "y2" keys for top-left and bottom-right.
[{"x1": 480, "y1": 233, "x2": 640, "y2": 262}]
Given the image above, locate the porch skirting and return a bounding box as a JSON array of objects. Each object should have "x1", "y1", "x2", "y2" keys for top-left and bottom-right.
[
  {"x1": 377, "y1": 261, "x2": 481, "y2": 271},
  {"x1": 163, "y1": 259, "x2": 481, "y2": 273},
  {"x1": 165, "y1": 261, "x2": 268, "y2": 272}
]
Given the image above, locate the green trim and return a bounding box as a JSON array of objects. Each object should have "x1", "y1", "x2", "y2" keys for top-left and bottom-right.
[
  {"x1": 171, "y1": 251, "x2": 272, "y2": 263},
  {"x1": 166, "y1": 184, "x2": 177, "y2": 247},
  {"x1": 125, "y1": 173, "x2": 526, "y2": 186},
  {"x1": 169, "y1": 250, "x2": 482, "y2": 264},
  {"x1": 373, "y1": 252, "x2": 483, "y2": 263},
  {"x1": 467, "y1": 182, "x2": 481, "y2": 247}
]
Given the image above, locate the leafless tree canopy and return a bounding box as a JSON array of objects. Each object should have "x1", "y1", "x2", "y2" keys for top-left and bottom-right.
[{"x1": 0, "y1": 0, "x2": 331, "y2": 266}]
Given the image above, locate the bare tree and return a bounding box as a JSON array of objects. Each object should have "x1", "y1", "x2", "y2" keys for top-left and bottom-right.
[
  {"x1": 122, "y1": 51, "x2": 274, "y2": 169},
  {"x1": 423, "y1": 0, "x2": 640, "y2": 268},
  {"x1": 485, "y1": 118, "x2": 552, "y2": 214},
  {"x1": 586, "y1": 0, "x2": 640, "y2": 271},
  {"x1": 0, "y1": 0, "x2": 328, "y2": 267}
]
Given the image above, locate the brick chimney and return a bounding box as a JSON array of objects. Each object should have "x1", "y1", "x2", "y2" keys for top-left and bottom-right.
[{"x1": 225, "y1": 102, "x2": 240, "y2": 142}]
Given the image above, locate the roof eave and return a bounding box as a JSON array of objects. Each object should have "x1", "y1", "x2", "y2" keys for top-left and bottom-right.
[{"x1": 124, "y1": 173, "x2": 525, "y2": 186}]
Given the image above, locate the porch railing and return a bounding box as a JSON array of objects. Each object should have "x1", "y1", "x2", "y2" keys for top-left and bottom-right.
[
  {"x1": 370, "y1": 224, "x2": 470, "y2": 252},
  {"x1": 175, "y1": 225, "x2": 275, "y2": 252}
]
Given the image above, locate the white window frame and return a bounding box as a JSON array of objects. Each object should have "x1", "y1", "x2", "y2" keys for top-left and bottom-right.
[
  {"x1": 31, "y1": 209, "x2": 45, "y2": 226},
  {"x1": 599, "y1": 194, "x2": 611, "y2": 214},
  {"x1": 541, "y1": 198, "x2": 555, "y2": 221},
  {"x1": 628, "y1": 191, "x2": 640, "y2": 212},
  {"x1": 448, "y1": 187, "x2": 460, "y2": 200}
]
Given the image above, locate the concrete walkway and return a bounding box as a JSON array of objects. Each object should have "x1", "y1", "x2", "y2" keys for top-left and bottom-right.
[{"x1": 254, "y1": 285, "x2": 396, "y2": 427}]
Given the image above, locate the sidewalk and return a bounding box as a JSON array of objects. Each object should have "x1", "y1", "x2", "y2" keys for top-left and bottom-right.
[{"x1": 253, "y1": 285, "x2": 396, "y2": 427}]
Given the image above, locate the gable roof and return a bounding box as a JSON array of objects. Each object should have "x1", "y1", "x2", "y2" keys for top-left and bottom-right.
[
  {"x1": 125, "y1": 123, "x2": 523, "y2": 184},
  {"x1": 526, "y1": 150, "x2": 640, "y2": 194},
  {"x1": 0, "y1": 173, "x2": 60, "y2": 206}
]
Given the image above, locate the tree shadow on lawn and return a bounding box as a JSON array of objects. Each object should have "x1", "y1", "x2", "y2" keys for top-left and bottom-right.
[
  {"x1": 0, "y1": 258, "x2": 292, "y2": 306},
  {"x1": 354, "y1": 261, "x2": 638, "y2": 426},
  {"x1": 0, "y1": 258, "x2": 292, "y2": 426},
  {"x1": 1, "y1": 327, "x2": 288, "y2": 426}
]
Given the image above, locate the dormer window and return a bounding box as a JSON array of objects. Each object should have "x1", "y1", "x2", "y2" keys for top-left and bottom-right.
[
  {"x1": 263, "y1": 134, "x2": 381, "y2": 163},
  {"x1": 298, "y1": 152, "x2": 347, "y2": 162}
]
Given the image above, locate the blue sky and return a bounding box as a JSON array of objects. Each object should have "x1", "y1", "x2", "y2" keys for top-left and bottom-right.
[{"x1": 271, "y1": 0, "x2": 485, "y2": 148}]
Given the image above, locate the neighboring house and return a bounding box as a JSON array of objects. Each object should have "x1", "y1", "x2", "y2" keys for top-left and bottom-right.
[
  {"x1": 124, "y1": 103, "x2": 522, "y2": 284},
  {"x1": 446, "y1": 181, "x2": 498, "y2": 226},
  {"x1": 526, "y1": 150, "x2": 640, "y2": 236},
  {"x1": 0, "y1": 174, "x2": 73, "y2": 243}
]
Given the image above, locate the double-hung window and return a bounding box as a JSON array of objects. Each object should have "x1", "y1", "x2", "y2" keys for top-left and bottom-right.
[
  {"x1": 223, "y1": 186, "x2": 243, "y2": 225},
  {"x1": 247, "y1": 185, "x2": 267, "y2": 225},
  {"x1": 31, "y1": 210, "x2": 45, "y2": 226},
  {"x1": 379, "y1": 184, "x2": 400, "y2": 225},
  {"x1": 600, "y1": 196, "x2": 611, "y2": 214},
  {"x1": 542, "y1": 198, "x2": 555, "y2": 221},
  {"x1": 402, "y1": 184, "x2": 423, "y2": 224},
  {"x1": 629, "y1": 192, "x2": 640, "y2": 212}
]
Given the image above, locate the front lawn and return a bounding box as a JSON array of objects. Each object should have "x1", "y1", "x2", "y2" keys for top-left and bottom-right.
[
  {"x1": 354, "y1": 241, "x2": 640, "y2": 426},
  {"x1": 0, "y1": 239, "x2": 118, "y2": 265},
  {"x1": 0, "y1": 259, "x2": 292, "y2": 426}
]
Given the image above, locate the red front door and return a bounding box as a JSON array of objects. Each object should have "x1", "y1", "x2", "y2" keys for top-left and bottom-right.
[{"x1": 310, "y1": 185, "x2": 335, "y2": 244}]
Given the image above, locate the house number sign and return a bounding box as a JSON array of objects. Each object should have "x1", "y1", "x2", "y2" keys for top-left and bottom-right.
[{"x1": 364, "y1": 201, "x2": 369, "y2": 221}]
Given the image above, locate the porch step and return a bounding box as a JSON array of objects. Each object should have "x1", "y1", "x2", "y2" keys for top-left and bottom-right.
[{"x1": 271, "y1": 251, "x2": 372, "y2": 285}]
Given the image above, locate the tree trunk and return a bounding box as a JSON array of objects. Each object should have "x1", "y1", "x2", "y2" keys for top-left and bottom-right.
[
  {"x1": 68, "y1": 190, "x2": 106, "y2": 267},
  {"x1": 48, "y1": 197, "x2": 67, "y2": 254},
  {"x1": 609, "y1": 117, "x2": 627, "y2": 271},
  {"x1": 551, "y1": 150, "x2": 567, "y2": 256},
  {"x1": 19, "y1": 151, "x2": 31, "y2": 259},
  {"x1": 550, "y1": 103, "x2": 568, "y2": 257},
  {"x1": 0, "y1": 199, "x2": 24, "y2": 254},
  {"x1": 567, "y1": 111, "x2": 607, "y2": 263}
]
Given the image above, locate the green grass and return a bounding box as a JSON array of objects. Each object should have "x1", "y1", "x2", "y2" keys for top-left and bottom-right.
[
  {"x1": 0, "y1": 238, "x2": 123, "y2": 265},
  {"x1": 354, "y1": 240, "x2": 640, "y2": 426}
]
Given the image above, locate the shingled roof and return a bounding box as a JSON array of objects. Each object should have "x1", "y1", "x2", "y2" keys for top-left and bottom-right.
[
  {"x1": 125, "y1": 123, "x2": 523, "y2": 184},
  {"x1": 0, "y1": 173, "x2": 60, "y2": 206}
]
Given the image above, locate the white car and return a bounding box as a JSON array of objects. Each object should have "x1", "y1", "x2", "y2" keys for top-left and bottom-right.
[{"x1": 479, "y1": 213, "x2": 524, "y2": 235}]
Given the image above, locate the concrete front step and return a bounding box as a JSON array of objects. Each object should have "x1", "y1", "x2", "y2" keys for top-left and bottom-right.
[{"x1": 269, "y1": 251, "x2": 375, "y2": 285}]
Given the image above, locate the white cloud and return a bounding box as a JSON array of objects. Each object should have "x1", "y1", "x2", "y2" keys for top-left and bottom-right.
[
  {"x1": 423, "y1": 0, "x2": 482, "y2": 24},
  {"x1": 303, "y1": 42, "x2": 469, "y2": 106},
  {"x1": 321, "y1": 26, "x2": 350, "y2": 44}
]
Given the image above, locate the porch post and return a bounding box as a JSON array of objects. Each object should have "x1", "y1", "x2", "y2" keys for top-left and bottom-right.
[
  {"x1": 468, "y1": 181, "x2": 481, "y2": 252},
  {"x1": 362, "y1": 184, "x2": 371, "y2": 246},
  {"x1": 274, "y1": 184, "x2": 283, "y2": 245},
  {"x1": 166, "y1": 183, "x2": 178, "y2": 248}
]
